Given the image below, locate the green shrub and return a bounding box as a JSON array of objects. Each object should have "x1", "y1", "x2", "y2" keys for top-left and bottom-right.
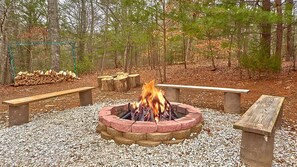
[
  {"x1": 77, "y1": 55, "x2": 94, "y2": 74},
  {"x1": 240, "y1": 42, "x2": 281, "y2": 72}
]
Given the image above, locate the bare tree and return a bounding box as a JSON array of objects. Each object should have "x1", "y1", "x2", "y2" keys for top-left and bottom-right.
[
  {"x1": 78, "y1": 0, "x2": 87, "y2": 61},
  {"x1": 47, "y1": 0, "x2": 60, "y2": 71},
  {"x1": 261, "y1": 0, "x2": 271, "y2": 57},
  {"x1": 285, "y1": 0, "x2": 293, "y2": 61},
  {"x1": 275, "y1": 0, "x2": 283, "y2": 62},
  {"x1": 161, "y1": 0, "x2": 167, "y2": 82},
  {"x1": 0, "y1": 0, "x2": 14, "y2": 84}
]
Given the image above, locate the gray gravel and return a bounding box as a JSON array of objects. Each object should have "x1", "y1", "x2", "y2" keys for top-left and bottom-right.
[{"x1": 0, "y1": 99, "x2": 296, "y2": 166}]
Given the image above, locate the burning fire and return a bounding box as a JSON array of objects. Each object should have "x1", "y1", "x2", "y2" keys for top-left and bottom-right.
[{"x1": 130, "y1": 80, "x2": 170, "y2": 122}]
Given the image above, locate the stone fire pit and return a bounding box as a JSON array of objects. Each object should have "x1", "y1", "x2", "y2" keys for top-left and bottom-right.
[{"x1": 96, "y1": 102, "x2": 203, "y2": 147}]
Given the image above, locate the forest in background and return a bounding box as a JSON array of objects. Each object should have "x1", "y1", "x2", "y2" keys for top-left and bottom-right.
[{"x1": 0, "y1": 0, "x2": 297, "y2": 84}]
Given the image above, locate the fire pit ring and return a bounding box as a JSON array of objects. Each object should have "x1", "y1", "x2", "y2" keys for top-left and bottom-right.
[{"x1": 96, "y1": 102, "x2": 203, "y2": 147}]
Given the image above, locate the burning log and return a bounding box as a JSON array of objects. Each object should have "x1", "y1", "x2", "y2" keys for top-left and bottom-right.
[
  {"x1": 101, "y1": 77, "x2": 115, "y2": 91},
  {"x1": 121, "y1": 80, "x2": 176, "y2": 122}
]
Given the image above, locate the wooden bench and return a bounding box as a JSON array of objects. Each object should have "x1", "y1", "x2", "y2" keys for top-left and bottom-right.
[
  {"x1": 234, "y1": 95, "x2": 285, "y2": 167},
  {"x1": 157, "y1": 84, "x2": 249, "y2": 113},
  {"x1": 2, "y1": 87, "x2": 95, "y2": 126}
]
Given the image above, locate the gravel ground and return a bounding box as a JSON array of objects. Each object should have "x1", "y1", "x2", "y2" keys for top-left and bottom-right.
[{"x1": 0, "y1": 99, "x2": 296, "y2": 167}]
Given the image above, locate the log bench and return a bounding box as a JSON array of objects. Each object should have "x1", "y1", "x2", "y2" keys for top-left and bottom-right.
[
  {"x1": 234, "y1": 95, "x2": 285, "y2": 167},
  {"x1": 157, "y1": 84, "x2": 249, "y2": 113},
  {"x1": 2, "y1": 87, "x2": 95, "y2": 126}
]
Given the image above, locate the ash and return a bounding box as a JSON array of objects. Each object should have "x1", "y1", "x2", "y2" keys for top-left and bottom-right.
[{"x1": 0, "y1": 99, "x2": 296, "y2": 166}]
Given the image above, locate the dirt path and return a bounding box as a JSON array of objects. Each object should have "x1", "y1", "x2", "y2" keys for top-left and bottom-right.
[{"x1": 0, "y1": 63, "x2": 296, "y2": 130}]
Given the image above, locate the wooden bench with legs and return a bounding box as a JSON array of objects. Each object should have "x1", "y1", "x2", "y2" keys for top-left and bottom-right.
[
  {"x1": 2, "y1": 87, "x2": 95, "y2": 126},
  {"x1": 234, "y1": 95, "x2": 285, "y2": 167},
  {"x1": 157, "y1": 84, "x2": 249, "y2": 113}
]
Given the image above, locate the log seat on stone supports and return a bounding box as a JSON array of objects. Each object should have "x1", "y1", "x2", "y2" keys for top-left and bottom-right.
[{"x1": 234, "y1": 95, "x2": 285, "y2": 167}]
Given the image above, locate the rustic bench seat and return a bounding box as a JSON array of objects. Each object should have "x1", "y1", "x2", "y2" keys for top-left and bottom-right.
[
  {"x1": 234, "y1": 95, "x2": 285, "y2": 167},
  {"x1": 157, "y1": 84, "x2": 249, "y2": 113},
  {"x1": 3, "y1": 87, "x2": 95, "y2": 126}
]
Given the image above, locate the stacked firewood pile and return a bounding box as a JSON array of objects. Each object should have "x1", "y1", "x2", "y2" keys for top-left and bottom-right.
[
  {"x1": 98, "y1": 72, "x2": 140, "y2": 92},
  {"x1": 14, "y1": 70, "x2": 77, "y2": 86}
]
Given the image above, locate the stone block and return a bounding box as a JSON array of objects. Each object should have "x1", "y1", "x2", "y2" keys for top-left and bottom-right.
[
  {"x1": 147, "y1": 132, "x2": 173, "y2": 141},
  {"x1": 136, "y1": 140, "x2": 161, "y2": 147},
  {"x1": 98, "y1": 110, "x2": 111, "y2": 121},
  {"x1": 106, "y1": 127, "x2": 123, "y2": 137},
  {"x1": 157, "y1": 121, "x2": 181, "y2": 133},
  {"x1": 164, "y1": 88, "x2": 180, "y2": 102},
  {"x1": 79, "y1": 90, "x2": 93, "y2": 106},
  {"x1": 132, "y1": 121, "x2": 157, "y2": 133},
  {"x1": 101, "y1": 131, "x2": 113, "y2": 140},
  {"x1": 101, "y1": 115, "x2": 118, "y2": 127},
  {"x1": 191, "y1": 123, "x2": 203, "y2": 133},
  {"x1": 96, "y1": 121, "x2": 107, "y2": 133},
  {"x1": 175, "y1": 117, "x2": 197, "y2": 130},
  {"x1": 123, "y1": 132, "x2": 147, "y2": 141},
  {"x1": 8, "y1": 104, "x2": 29, "y2": 126},
  {"x1": 172, "y1": 129, "x2": 191, "y2": 139},
  {"x1": 163, "y1": 139, "x2": 185, "y2": 145},
  {"x1": 111, "y1": 105, "x2": 128, "y2": 116},
  {"x1": 224, "y1": 92, "x2": 241, "y2": 113},
  {"x1": 110, "y1": 119, "x2": 134, "y2": 132},
  {"x1": 114, "y1": 136, "x2": 135, "y2": 145},
  {"x1": 186, "y1": 113, "x2": 202, "y2": 123}
]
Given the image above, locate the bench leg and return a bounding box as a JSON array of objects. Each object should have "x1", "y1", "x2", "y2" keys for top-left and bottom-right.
[
  {"x1": 224, "y1": 92, "x2": 241, "y2": 113},
  {"x1": 165, "y1": 88, "x2": 180, "y2": 102},
  {"x1": 79, "y1": 90, "x2": 93, "y2": 106},
  {"x1": 8, "y1": 104, "x2": 29, "y2": 126},
  {"x1": 240, "y1": 131, "x2": 274, "y2": 167}
]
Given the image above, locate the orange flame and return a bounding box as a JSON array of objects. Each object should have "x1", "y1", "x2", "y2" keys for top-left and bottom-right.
[{"x1": 139, "y1": 80, "x2": 166, "y2": 122}]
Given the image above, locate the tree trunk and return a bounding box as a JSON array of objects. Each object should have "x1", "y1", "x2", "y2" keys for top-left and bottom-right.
[
  {"x1": 26, "y1": 43, "x2": 32, "y2": 71},
  {"x1": 114, "y1": 50, "x2": 119, "y2": 68},
  {"x1": 275, "y1": 0, "x2": 283, "y2": 62},
  {"x1": 292, "y1": 24, "x2": 296, "y2": 71},
  {"x1": 1, "y1": 33, "x2": 11, "y2": 84},
  {"x1": 261, "y1": 0, "x2": 271, "y2": 57},
  {"x1": 47, "y1": 0, "x2": 60, "y2": 71},
  {"x1": 185, "y1": 37, "x2": 192, "y2": 69},
  {"x1": 78, "y1": 0, "x2": 87, "y2": 61},
  {"x1": 123, "y1": 36, "x2": 130, "y2": 73},
  {"x1": 207, "y1": 35, "x2": 216, "y2": 70},
  {"x1": 100, "y1": 0, "x2": 109, "y2": 75},
  {"x1": 88, "y1": 0, "x2": 94, "y2": 54},
  {"x1": 236, "y1": 21, "x2": 243, "y2": 64},
  {"x1": 285, "y1": 0, "x2": 293, "y2": 61},
  {"x1": 162, "y1": 1, "x2": 167, "y2": 82},
  {"x1": 228, "y1": 34, "x2": 234, "y2": 67},
  {"x1": 128, "y1": 43, "x2": 133, "y2": 74}
]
